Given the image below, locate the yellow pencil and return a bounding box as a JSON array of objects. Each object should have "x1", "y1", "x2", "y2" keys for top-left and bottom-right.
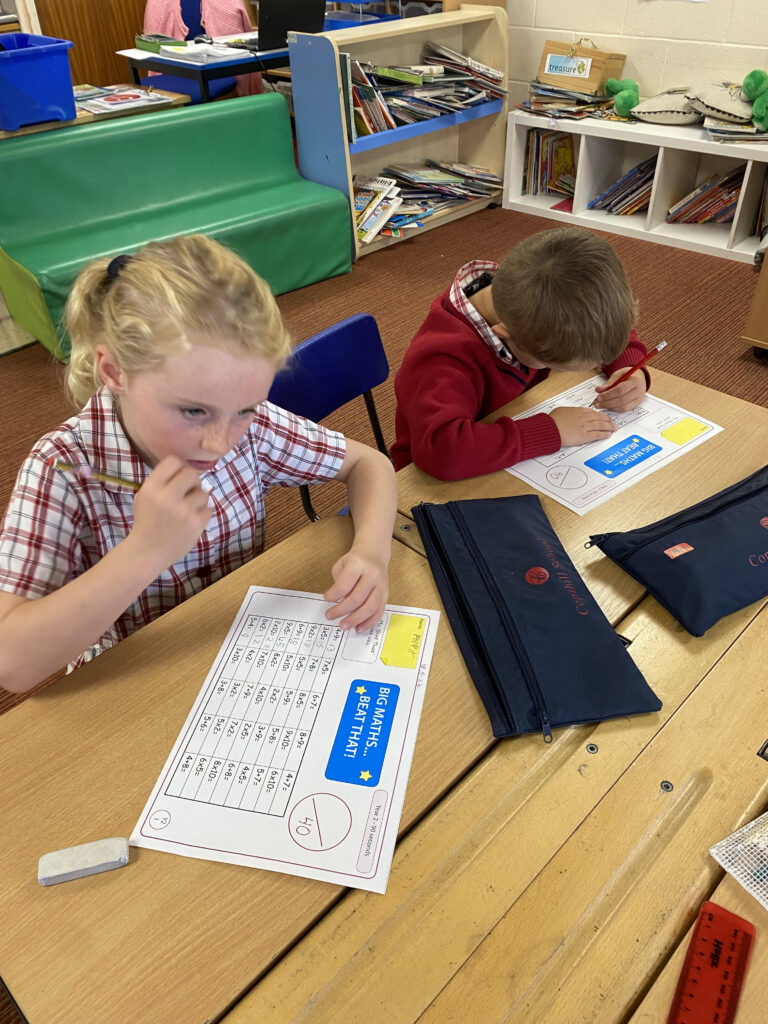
[{"x1": 54, "y1": 461, "x2": 141, "y2": 492}]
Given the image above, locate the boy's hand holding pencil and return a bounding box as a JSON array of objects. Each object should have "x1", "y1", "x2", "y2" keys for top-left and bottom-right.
[{"x1": 592, "y1": 341, "x2": 667, "y2": 412}]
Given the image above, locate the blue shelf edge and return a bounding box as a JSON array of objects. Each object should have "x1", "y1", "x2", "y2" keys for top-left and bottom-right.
[{"x1": 349, "y1": 98, "x2": 503, "y2": 155}]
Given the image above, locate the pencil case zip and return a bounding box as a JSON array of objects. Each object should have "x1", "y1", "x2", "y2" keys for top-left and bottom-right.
[
  {"x1": 413, "y1": 500, "x2": 520, "y2": 737},
  {"x1": 448, "y1": 502, "x2": 552, "y2": 742},
  {"x1": 586, "y1": 462, "x2": 768, "y2": 563}
]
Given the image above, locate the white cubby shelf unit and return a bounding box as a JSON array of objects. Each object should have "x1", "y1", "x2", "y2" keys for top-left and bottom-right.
[
  {"x1": 503, "y1": 111, "x2": 768, "y2": 264},
  {"x1": 288, "y1": 7, "x2": 508, "y2": 258}
]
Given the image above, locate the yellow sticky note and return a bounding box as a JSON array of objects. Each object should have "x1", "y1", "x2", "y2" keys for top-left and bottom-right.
[
  {"x1": 661, "y1": 417, "x2": 711, "y2": 445},
  {"x1": 381, "y1": 614, "x2": 425, "y2": 669}
]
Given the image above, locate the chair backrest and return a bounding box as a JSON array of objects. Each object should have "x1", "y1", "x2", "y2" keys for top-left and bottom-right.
[
  {"x1": 180, "y1": 0, "x2": 204, "y2": 37},
  {"x1": 268, "y1": 313, "x2": 389, "y2": 449}
]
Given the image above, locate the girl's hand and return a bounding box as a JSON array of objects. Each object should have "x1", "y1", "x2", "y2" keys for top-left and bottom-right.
[
  {"x1": 323, "y1": 547, "x2": 389, "y2": 633},
  {"x1": 593, "y1": 368, "x2": 647, "y2": 412},
  {"x1": 130, "y1": 456, "x2": 212, "y2": 568}
]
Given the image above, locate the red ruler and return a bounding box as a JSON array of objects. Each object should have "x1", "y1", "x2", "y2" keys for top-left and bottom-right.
[{"x1": 666, "y1": 900, "x2": 756, "y2": 1024}]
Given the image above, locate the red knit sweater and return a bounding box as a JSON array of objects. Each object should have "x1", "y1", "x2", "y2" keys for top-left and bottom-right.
[{"x1": 391, "y1": 286, "x2": 647, "y2": 481}]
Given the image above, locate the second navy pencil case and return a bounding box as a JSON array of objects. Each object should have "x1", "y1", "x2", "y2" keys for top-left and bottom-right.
[
  {"x1": 588, "y1": 463, "x2": 768, "y2": 636},
  {"x1": 412, "y1": 495, "x2": 661, "y2": 742}
]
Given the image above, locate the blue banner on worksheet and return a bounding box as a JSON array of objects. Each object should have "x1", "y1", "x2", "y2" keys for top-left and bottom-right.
[
  {"x1": 585, "y1": 436, "x2": 662, "y2": 478},
  {"x1": 325, "y1": 681, "x2": 399, "y2": 787}
]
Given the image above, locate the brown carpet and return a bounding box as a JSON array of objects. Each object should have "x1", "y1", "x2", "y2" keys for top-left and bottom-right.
[{"x1": 0, "y1": 207, "x2": 765, "y2": 1021}]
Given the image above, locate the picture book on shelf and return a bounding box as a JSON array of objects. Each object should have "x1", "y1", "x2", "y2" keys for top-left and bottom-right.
[
  {"x1": 587, "y1": 155, "x2": 657, "y2": 215},
  {"x1": 523, "y1": 129, "x2": 576, "y2": 197},
  {"x1": 666, "y1": 164, "x2": 746, "y2": 224},
  {"x1": 357, "y1": 194, "x2": 404, "y2": 244},
  {"x1": 352, "y1": 175, "x2": 398, "y2": 227}
]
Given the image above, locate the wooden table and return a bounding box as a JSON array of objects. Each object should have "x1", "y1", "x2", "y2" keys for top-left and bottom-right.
[
  {"x1": 0, "y1": 516, "x2": 492, "y2": 1024},
  {"x1": 396, "y1": 368, "x2": 768, "y2": 624},
  {"x1": 218, "y1": 369, "x2": 768, "y2": 1023},
  {"x1": 0, "y1": 86, "x2": 189, "y2": 140},
  {"x1": 3, "y1": 370, "x2": 768, "y2": 1023}
]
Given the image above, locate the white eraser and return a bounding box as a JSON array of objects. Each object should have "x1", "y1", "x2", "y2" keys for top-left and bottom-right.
[{"x1": 38, "y1": 837, "x2": 130, "y2": 886}]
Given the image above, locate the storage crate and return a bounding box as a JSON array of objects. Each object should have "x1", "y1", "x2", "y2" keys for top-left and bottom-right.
[
  {"x1": 0, "y1": 33, "x2": 75, "y2": 132},
  {"x1": 536, "y1": 38, "x2": 626, "y2": 97}
]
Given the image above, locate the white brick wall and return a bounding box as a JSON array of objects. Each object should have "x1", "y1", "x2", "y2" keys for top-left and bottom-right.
[{"x1": 506, "y1": 0, "x2": 768, "y2": 104}]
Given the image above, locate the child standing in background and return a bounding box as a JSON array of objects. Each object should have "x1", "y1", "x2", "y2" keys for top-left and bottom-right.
[
  {"x1": 391, "y1": 227, "x2": 650, "y2": 480},
  {"x1": 0, "y1": 234, "x2": 396, "y2": 693}
]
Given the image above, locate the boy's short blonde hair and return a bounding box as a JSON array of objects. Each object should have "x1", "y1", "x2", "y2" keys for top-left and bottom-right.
[
  {"x1": 491, "y1": 227, "x2": 637, "y2": 367},
  {"x1": 65, "y1": 234, "x2": 292, "y2": 408}
]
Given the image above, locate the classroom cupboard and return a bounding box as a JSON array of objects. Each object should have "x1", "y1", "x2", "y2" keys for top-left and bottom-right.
[
  {"x1": 504, "y1": 111, "x2": 768, "y2": 264},
  {"x1": 288, "y1": 7, "x2": 508, "y2": 259}
]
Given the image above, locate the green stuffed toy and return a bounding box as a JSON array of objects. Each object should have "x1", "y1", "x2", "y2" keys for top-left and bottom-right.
[
  {"x1": 605, "y1": 77, "x2": 640, "y2": 117},
  {"x1": 743, "y1": 70, "x2": 768, "y2": 130}
]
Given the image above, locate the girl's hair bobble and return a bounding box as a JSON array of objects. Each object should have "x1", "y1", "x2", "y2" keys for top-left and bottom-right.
[{"x1": 107, "y1": 254, "x2": 131, "y2": 281}]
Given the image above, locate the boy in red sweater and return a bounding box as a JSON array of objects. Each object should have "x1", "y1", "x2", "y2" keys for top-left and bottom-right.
[{"x1": 391, "y1": 227, "x2": 649, "y2": 481}]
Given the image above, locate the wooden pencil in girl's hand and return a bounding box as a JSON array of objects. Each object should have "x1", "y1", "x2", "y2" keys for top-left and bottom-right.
[
  {"x1": 591, "y1": 340, "x2": 667, "y2": 405},
  {"x1": 54, "y1": 461, "x2": 141, "y2": 492}
]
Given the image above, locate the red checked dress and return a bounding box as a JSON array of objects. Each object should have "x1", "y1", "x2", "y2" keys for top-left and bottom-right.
[{"x1": 0, "y1": 389, "x2": 345, "y2": 670}]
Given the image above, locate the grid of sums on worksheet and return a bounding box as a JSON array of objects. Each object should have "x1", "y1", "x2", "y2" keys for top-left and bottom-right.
[{"x1": 131, "y1": 587, "x2": 439, "y2": 892}]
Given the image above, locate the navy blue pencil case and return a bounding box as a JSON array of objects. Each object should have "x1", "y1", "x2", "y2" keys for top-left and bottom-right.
[
  {"x1": 588, "y1": 464, "x2": 768, "y2": 637},
  {"x1": 412, "y1": 495, "x2": 661, "y2": 742}
]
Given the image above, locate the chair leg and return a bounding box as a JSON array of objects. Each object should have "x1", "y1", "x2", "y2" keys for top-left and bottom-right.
[
  {"x1": 363, "y1": 391, "x2": 391, "y2": 458},
  {"x1": 299, "y1": 484, "x2": 321, "y2": 522}
]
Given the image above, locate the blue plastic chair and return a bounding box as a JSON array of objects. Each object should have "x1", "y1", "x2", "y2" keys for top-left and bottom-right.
[
  {"x1": 268, "y1": 313, "x2": 390, "y2": 521},
  {"x1": 142, "y1": 0, "x2": 238, "y2": 103}
]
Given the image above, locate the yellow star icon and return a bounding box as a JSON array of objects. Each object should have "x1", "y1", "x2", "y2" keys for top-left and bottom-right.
[
  {"x1": 605, "y1": 470, "x2": 613, "y2": 476},
  {"x1": 355, "y1": 685, "x2": 366, "y2": 695},
  {"x1": 359, "y1": 770, "x2": 372, "y2": 782}
]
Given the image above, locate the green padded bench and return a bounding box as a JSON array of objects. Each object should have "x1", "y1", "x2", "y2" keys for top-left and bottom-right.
[{"x1": 0, "y1": 93, "x2": 352, "y2": 361}]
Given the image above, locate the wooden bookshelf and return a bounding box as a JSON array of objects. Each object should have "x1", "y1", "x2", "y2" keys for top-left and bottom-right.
[
  {"x1": 288, "y1": 6, "x2": 508, "y2": 258},
  {"x1": 504, "y1": 110, "x2": 768, "y2": 264}
]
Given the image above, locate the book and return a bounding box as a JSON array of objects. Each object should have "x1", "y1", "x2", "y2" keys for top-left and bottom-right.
[
  {"x1": 158, "y1": 42, "x2": 251, "y2": 62},
  {"x1": 352, "y1": 175, "x2": 398, "y2": 227},
  {"x1": 666, "y1": 164, "x2": 746, "y2": 224},
  {"x1": 72, "y1": 84, "x2": 113, "y2": 101},
  {"x1": 339, "y1": 53, "x2": 357, "y2": 144},
  {"x1": 357, "y1": 194, "x2": 404, "y2": 244},
  {"x1": 75, "y1": 88, "x2": 173, "y2": 114},
  {"x1": 366, "y1": 65, "x2": 425, "y2": 85},
  {"x1": 420, "y1": 40, "x2": 504, "y2": 82},
  {"x1": 588, "y1": 155, "x2": 657, "y2": 214}
]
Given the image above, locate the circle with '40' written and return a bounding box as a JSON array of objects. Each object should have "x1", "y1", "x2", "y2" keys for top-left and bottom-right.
[
  {"x1": 546, "y1": 465, "x2": 589, "y2": 489},
  {"x1": 288, "y1": 793, "x2": 352, "y2": 852}
]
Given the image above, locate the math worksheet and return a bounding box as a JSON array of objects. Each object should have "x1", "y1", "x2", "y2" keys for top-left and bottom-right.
[
  {"x1": 131, "y1": 587, "x2": 439, "y2": 893},
  {"x1": 507, "y1": 376, "x2": 722, "y2": 514}
]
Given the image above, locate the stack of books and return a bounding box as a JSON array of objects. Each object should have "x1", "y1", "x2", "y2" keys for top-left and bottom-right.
[
  {"x1": 666, "y1": 164, "x2": 746, "y2": 224},
  {"x1": 339, "y1": 41, "x2": 506, "y2": 143},
  {"x1": 517, "y1": 81, "x2": 613, "y2": 120},
  {"x1": 523, "y1": 129, "x2": 576, "y2": 197},
  {"x1": 703, "y1": 116, "x2": 768, "y2": 144},
  {"x1": 74, "y1": 85, "x2": 174, "y2": 114},
  {"x1": 587, "y1": 155, "x2": 658, "y2": 215},
  {"x1": 352, "y1": 161, "x2": 502, "y2": 243}
]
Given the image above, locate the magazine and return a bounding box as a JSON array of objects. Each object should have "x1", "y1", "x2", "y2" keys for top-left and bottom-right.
[
  {"x1": 352, "y1": 175, "x2": 398, "y2": 227},
  {"x1": 76, "y1": 88, "x2": 174, "y2": 114}
]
